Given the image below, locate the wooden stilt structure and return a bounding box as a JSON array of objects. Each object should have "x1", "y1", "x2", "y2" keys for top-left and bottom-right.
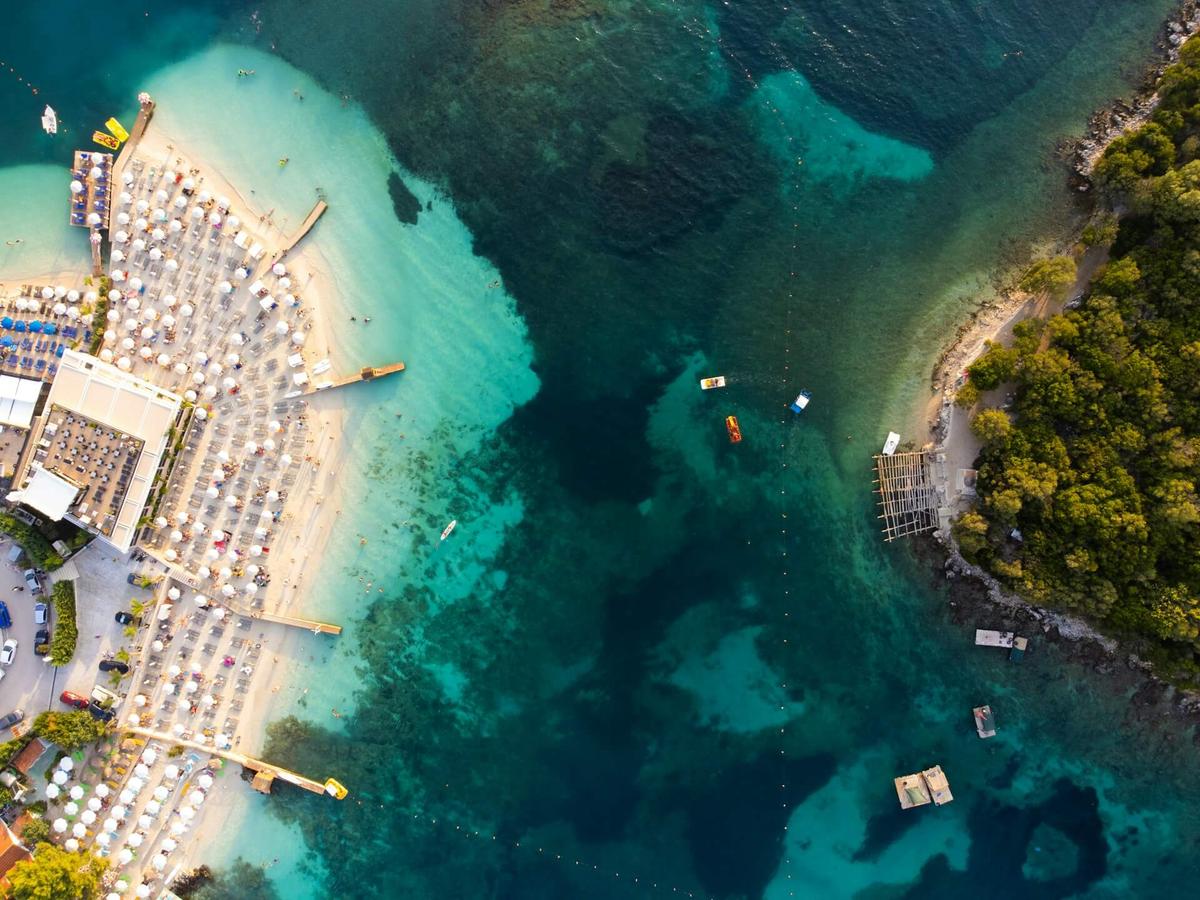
[{"x1": 873, "y1": 450, "x2": 940, "y2": 541}]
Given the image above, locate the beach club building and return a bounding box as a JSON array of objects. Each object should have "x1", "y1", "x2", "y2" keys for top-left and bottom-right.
[{"x1": 6, "y1": 349, "x2": 183, "y2": 553}]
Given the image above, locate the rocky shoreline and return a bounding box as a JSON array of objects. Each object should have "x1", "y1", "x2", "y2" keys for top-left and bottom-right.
[
  {"x1": 916, "y1": 537, "x2": 1200, "y2": 742},
  {"x1": 1070, "y1": 0, "x2": 1200, "y2": 186},
  {"x1": 920, "y1": 2, "x2": 1200, "y2": 736}
]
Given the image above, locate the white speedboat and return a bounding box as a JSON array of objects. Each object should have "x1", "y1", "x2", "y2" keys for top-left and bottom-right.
[
  {"x1": 41, "y1": 105, "x2": 57, "y2": 135},
  {"x1": 440, "y1": 519, "x2": 457, "y2": 541},
  {"x1": 699, "y1": 376, "x2": 726, "y2": 390},
  {"x1": 882, "y1": 431, "x2": 900, "y2": 455}
]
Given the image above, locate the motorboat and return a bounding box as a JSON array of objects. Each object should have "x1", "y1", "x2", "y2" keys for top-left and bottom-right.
[
  {"x1": 788, "y1": 390, "x2": 811, "y2": 414},
  {"x1": 882, "y1": 431, "x2": 900, "y2": 455},
  {"x1": 41, "y1": 105, "x2": 57, "y2": 135},
  {"x1": 440, "y1": 519, "x2": 457, "y2": 541},
  {"x1": 973, "y1": 705, "x2": 996, "y2": 739},
  {"x1": 699, "y1": 376, "x2": 726, "y2": 390},
  {"x1": 725, "y1": 416, "x2": 742, "y2": 444}
]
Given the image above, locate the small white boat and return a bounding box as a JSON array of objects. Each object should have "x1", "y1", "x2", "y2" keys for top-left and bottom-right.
[
  {"x1": 40, "y1": 105, "x2": 57, "y2": 135},
  {"x1": 440, "y1": 519, "x2": 457, "y2": 541},
  {"x1": 699, "y1": 376, "x2": 726, "y2": 390},
  {"x1": 788, "y1": 390, "x2": 811, "y2": 414},
  {"x1": 882, "y1": 431, "x2": 900, "y2": 456}
]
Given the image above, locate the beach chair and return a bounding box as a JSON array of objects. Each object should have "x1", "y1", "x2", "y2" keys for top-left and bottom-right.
[
  {"x1": 47, "y1": 363, "x2": 56, "y2": 377},
  {"x1": 34, "y1": 360, "x2": 45, "y2": 374}
]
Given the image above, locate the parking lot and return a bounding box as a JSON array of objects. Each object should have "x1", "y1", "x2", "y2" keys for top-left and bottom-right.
[{"x1": 0, "y1": 539, "x2": 142, "y2": 734}]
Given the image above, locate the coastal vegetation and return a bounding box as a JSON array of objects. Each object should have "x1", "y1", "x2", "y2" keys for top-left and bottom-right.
[
  {"x1": 48, "y1": 581, "x2": 77, "y2": 666},
  {"x1": 956, "y1": 35, "x2": 1200, "y2": 674},
  {"x1": 7, "y1": 843, "x2": 107, "y2": 899},
  {"x1": 32, "y1": 711, "x2": 106, "y2": 751},
  {"x1": 0, "y1": 513, "x2": 63, "y2": 571}
]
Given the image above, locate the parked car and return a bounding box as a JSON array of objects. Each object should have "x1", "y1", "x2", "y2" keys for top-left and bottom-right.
[
  {"x1": 0, "y1": 602, "x2": 10, "y2": 630},
  {"x1": 0, "y1": 709, "x2": 23, "y2": 730},
  {"x1": 59, "y1": 691, "x2": 89, "y2": 710},
  {"x1": 115, "y1": 611, "x2": 134, "y2": 625},
  {"x1": 22, "y1": 569, "x2": 41, "y2": 595},
  {"x1": 33, "y1": 603, "x2": 48, "y2": 625},
  {"x1": 98, "y1": 659, "x2": 129, "y2": 674},
  {"x1": 87, "y1": 702, "x2": 115, "y2": 723},
  {"x1": 0, "y1": 640, "x2": 17, "y2": 666},
  {"x1": 33, "y1": 629, "x2": 49, "y2": 656}
]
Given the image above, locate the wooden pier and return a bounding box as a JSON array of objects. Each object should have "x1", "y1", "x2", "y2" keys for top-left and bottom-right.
[
  {"x1": 123, "y1": 726, "x2": 343, "y2": 797},
  {"x1": 307, "y1": 361, "x2": 406, "y2": 395},
  {"x1": 108, "y1": 98, "x2": 155, "y2": 232},
  {"x1": 873, "y1": 450, "x2": 940, "y2": 541},
  {"x1": 279, "y1": 200, "x2": 328, "y2": 255},
  {"x1": 258, "y1": 610, "x2": 342, "y2": 635},
  {"x1": 68, "y1": 149, "x2": 114, "y2": 231}
]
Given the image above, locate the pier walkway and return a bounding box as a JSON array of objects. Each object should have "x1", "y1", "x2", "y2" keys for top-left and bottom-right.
[
  {"x1": 123, "y1": 726, "x2": 341, "y2": 797},
  {"x1": 306, "y1": 362, "x2": 406, "y2": 396},
  {"x1": 279, "y1": 200, "x2": 328, "y2": 255},
  {"x1": 108, "y1": 99, "x2": 156, "y2": 231}
]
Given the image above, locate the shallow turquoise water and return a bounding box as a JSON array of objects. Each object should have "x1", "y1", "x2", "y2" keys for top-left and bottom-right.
[{"x1": 4, "y1": 2, "x2": 1200, "y2": 898}]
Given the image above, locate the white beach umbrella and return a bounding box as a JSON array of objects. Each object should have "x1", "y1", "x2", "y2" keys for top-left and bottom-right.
[
  {"x1": 279, "y1": 277, "x2": 292, "y2": 289},
  {"x1": 173, "y1": 362, "x2": 188, "y2": 376},
  {"x1": 131, "y1": 237, "x2": 146, "y2": 252},
  {"x1": 189, "y1": 789, "x2": 206, "y2": 804},
  {"x1": 163, "y1": 314, "x2": 176, "y2": 328},
  {"x1": 87, "y1": 797, "x2": 102, "y2": 812},
  {"x1": 118, "y1": 848, "x2": 134, "y2": 866},
  {"x1": 140, "y1": 326, "x2": 154, "y2": 339},
  {"x1": 114, "y1": 230, "x2": 129, "y2": 244},
  {"x1": 151, "y1": 639, "x2": 163, "y2": 652},
  {"x1": 105, "y1": 815, "x2": 120, "y2": 831},
  {"x1": 213, "y1": 607, "x2": 227, "y2": 619},
  {"x1": 249, "y1": 545, "x2": 263, "y2": 557},
  {"x1": 228, "y1": 214, "x2": 241, "y2": 228},
  {"x1": 165, "y1": 763, "x2": 180, "y2": 779},
  {"x1": 184, "y1": 389, "x2": 197, "y2": 402},
  {"x1": 128, "y1": 275, "x2": 143, "y2": 291},
  {"x1": 128, "y1": 777, "x2": 144, "y2": 793},
  {"x1": 174, "y1": 194, "x2": 188, "y2": 209},
  {"x1": 71, "y1": 823, "x2": 86, "y2": 839},
  {"x1": 262, "y1": 439, "x2": 276, "y2": 452},
  {"x1": 129, "y1": 831, "x2": 145, "y2": 846},
  {"x1": 138, "y1": 345, "x2": 153, "y2": 359},
  {"x1": 210, "y1": 212, "x2": 222, "y2": 226},
  {"x1": 153, "y1": 207, "x2": 167, "y2": 222},
  {"x1": 69, "y1": 179, "x2": 84, "y2": 194},
  {"x1": 170, "y1": 218, "x2": 182, "y2": 232},
  {"x1": 218, "y1": 194, "x2": 230, "y2": 208},
  {"x1": 226, "y1": 352, "x2": 240, "y2": 365},
  {"x1": 137, "y1": 885, "x2": 151, "y2": 898},
  {"x1": 163, "y1": 682, "x2": 175, "y2": 694},
  {"x1": 46, "y1": 785, "x2": 61, "y2": 802},
  {"x1": 64, "y1": 838, "x2": 80, "y2": 853},
  {"x1": 245, "y1": 440, "x2": 257, "y2": 454},
  {"x1": 223, "y1": 377, "x2": 237, "y2": 391},
  {"x1": 103, "y1": 329, "x2": 116, "y2": 344},
  {"x1": 198, "y1": 189, "x2": 211, "y2": 203},
  {"x1": 95, "y1": 784, "x2": 110, "y2": 798},
  {"x1": 106, "y1": 308, "x2": 121, "y2": 323},
  {"x1": 232, "y1": 330, "x2": 247, "y2": 344},
  {"x1": 163, "y1": 548, "x2": 177, "y2": 561},
  {"x1": 158, "y1": 353, "x2": 171, "y2": 367},
  {"x1": 142, "y1": 748, "x2": 157, "y2": 765},
  {"x1": 120, "y1": 337, "x2": 134, "y2": 351},
  {"x1": 193, "y1": 593, "x2": 208, "y2": 607},
  {"x1": 111, "y1": 269, "x2": 126, "y2": 283},
  {"x1": 153, "y1": 850, "x2": 170, "y2": 867},
  {"x1": 135, "y1": 216, "x2": 148, "y2": 230},
  {"x1": 86, "y1": 211, "x2": 102, "y2": 226},
  {"x1": 112, "y1": 804, "x2": 127, "y2": 819},
  {"x1": 180, "y1": 303, "x2": 194, "y2": 317},
  {"x1": 272, "y1": 262, "x2": 287, "y2": 276},
  {"x1": 59, "y1": 756, "x2": 75, "y2": 773},
  {"x1": 179, "y1": 806, "x2": 196, "y2": 821},
  {"x1": 192, "y1": 372, "x2": 205, "y2": 385},
  {"x1": 115, "y1": 211, "x2": 130, "y2": 226},
  {"x1": 157, "y1": 604, "x2": 173, "y2": 620},
  {"x1": 234, "y1": 266, "x2": 249, "y2": 280},
  {"x1": 135, "y1": 198, "x2": 149, "y2": 213},
  {"x1": 221, "y1": 584, "x2": 236, "y2": 597},
  {"x1": 292, "y1": 331, "x2": 306, "y2": 345},
  {"x1": 168, "y1": 664, "x2": 182, "y2": 677},
  {"x1": 208, "y1": 361, "x2": 223, "y2": 376},
  {"x1": 166, "y1": 257, "x2": 179, "y2": 271},
  {"x1": 198, "y1": 565, "x2": 211, "y2": 579},
  {"x1": 202, "y1": 384, "x2": 217, "y2": 400},
  {"x1": 117, "y1": 357, "x2": 132, "y2": 371},
  {"x1": 218, "y1": 280, "x2": 233, "y2": 294},
  {"x1": 163, "y1": 294, "x2": 177, "y2": 309},
  {"x1": 52, "y1": 770, "x2": 68, "y2": 785},
  {"x1": 64, "y1": 801, "x2": 79, "y2": 816},
  {"x1": 195, "y1": 407, "x2": 209, "y2": 420},
  {"x1": 225, "y1": 494, "x2": 239, "y2": 507},
  {"x1": 190, "y1": 206, "x2": 204, "y2": 221},
  {"x1": 184, "y1": 680, "x2": 199, "y2": 694},
  {"x1": 81, "y1": 809, "x2": 97, "y2": 824},
  {"x1": 96, "y1": 833, "x2": 111, "y2": 847},
  {"x1": 149, "y1": 246, "x2": 163, "y2": 261},
  {"x1": 155, "y1": 189, "x2": 168, "y2": 203},
  {"x1": 198, "y1": 774, "x2": 214, "y2": 789},
  {"x1": 281, "y1": 453, "x2": 293, "y2": 466},
  {"x1": 274, "y1": 320, "x2": 290, "y2": 336},
  {"x1": 99, "y1": 348, "x2": 114, "y2": 363},
  {"x1": 267, "y1": 420, "x2": 282, "y2": 433},
  {"x1": 52, "y1": 301, "x2": 67, "y2": 316}
]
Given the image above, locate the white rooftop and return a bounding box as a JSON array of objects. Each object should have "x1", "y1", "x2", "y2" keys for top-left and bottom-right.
[
  {"x1": 0, "y1": 375, "x2": 43, "y2": 429},
  {"x1": 41, "y1": 350, "x2": 183, "y2": 552},
  {"x1": 9, "y1": 465, "x2": 80, "y2": 521}
]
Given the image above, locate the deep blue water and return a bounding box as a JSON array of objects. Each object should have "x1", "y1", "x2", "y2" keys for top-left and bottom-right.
[{"x1": 6, "y1": 2, "x2": 1200, "y2": 898}]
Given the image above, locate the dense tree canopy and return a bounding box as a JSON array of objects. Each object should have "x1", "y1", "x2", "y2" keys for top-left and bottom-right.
[
  {"x1": 957, "y1": 37, "x2": 1200, "y2": 668},
  {"x1": 7, "y1": 844, "x2": 106, "y2": 900},
  {"x1": 32, "y1": 711, "x2": 106, "y2": 751}
]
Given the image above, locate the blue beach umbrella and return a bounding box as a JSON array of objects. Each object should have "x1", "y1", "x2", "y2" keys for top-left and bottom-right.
[
  {"x1": 0, "y1": 318, "x2": 11, "y2": 329},
  {"x1": 0, "y1": 338, "x2": 12, "y2": 348},
  {"x1": 28, "y1": 321, "x2": 42, "y2": 333},
  {"x1": 14, "y1": 322, "x2": 26, "y2": 333},
  {"x1": 43, "y1": 323, "x2": 57, "y2": 335}
]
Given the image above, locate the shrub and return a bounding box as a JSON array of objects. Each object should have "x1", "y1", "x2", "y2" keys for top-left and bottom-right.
[
  {"x1": 0, "y1": 515, "x2": 61, "y2": 571},
  {"x1": 48, "y1": 582, "x2": 77, "y2": 667}
]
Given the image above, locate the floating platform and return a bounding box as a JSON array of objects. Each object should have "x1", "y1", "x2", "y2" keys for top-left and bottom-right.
[
  {"x1": 894, "y1": 765, "x2": 953, "y2": 809},
  {"x1": 974, "y1": 705, "x2": 996, "y2": 739},
  {"x1": 975, "y1": 629, "x2": 1015, "y2": 648},
  {"x1": 873, "y1": 450, "x2": 939, "y2": 541}
]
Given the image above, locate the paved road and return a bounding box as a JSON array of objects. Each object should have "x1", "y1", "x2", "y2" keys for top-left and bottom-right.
[{"x1": 0, "y1": 553, "x2": 57, "y2": 730}]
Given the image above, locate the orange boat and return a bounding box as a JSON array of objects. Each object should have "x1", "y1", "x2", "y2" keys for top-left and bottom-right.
[
  {"x1": 725, "y1": 415, "x2": 742, "y2": 444},
  {"x1": 91, "y1": 131, "x2": 120, "y2": 150}
]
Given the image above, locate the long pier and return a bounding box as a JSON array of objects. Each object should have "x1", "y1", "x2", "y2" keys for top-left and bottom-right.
[
  {"x1": 307, "y1": 362, "x2": 406, "y2": 396},
  {"x1": 108, "y1": 99, "x2": 156, "y2": 232},
  {"x1": 123, "y1": 726, "x2": 341, "y2": 797},
  {"x1": 279, "y1": 200, "x2": 328, "y2": 255}
]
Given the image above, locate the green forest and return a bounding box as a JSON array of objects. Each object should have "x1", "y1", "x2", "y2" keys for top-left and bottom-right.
[{"x1": 955, "y1": 36, "x2": 1200, "y2": 675}]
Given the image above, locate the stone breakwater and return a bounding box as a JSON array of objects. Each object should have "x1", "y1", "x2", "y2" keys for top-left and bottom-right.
[{"x1": 1071, "y1": 0, "x2": 1200, "y2": 184}]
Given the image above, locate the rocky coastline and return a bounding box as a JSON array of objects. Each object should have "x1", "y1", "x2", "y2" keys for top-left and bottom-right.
[{"x1": 921, "y1": 1, "x2": 1200, "y2": 737}]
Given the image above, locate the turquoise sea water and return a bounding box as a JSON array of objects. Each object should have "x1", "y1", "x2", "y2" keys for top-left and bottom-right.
[{"x1": 5, "y1": 2, "x2": 1200, "y2": 898}]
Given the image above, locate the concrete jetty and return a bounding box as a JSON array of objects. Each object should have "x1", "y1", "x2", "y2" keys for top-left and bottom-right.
[
  {"x1": 307, "y1": 361, "x2": 406, "y2": 395},
  {"x1": 279, "y1": 200, "x2": 328, "y2": 255}
]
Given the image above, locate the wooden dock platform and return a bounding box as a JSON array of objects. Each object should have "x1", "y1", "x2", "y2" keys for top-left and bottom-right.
[
  {"x1": 307, "y1": 361, "x2": 405, "y2": 395},
  {"x1": 107, "y1": 98, "x2": 155, "y2": 232},
  {"x1": 123, "y1": 726, "x2": 343, "y2": 797},
  {"x1": 873, "y1": 450, "x2": 940, "y2": 541},
  {"x1": 279, "y1": 200, "x2": 328, "y2": 255},
  {"x1": 258, "y1": 610, "x2": 343, "y2": 635},
  {"x1": 68, "y1": 149, "x2": 114, "y2": 232},
  {"x1": 975, "y1": 629, "x2": 1015, "y2": 648}
]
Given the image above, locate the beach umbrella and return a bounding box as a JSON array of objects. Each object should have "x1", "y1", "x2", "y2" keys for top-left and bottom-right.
[
  {"x1": 114, "y1": 230, "x2": 129, "y2": 244},
  {"x1": 263, "y1": 439, "x2": 276, "y2": 452},
  {"x1": 292, "y1": 331, "x2": 306, "y2": 345},
  {"x1": 220, "y1": 584, "x2": 236, "y2": 597},
  {"x1": 132, "y1": 236, "x2": 147, "y2": 252},
  {"x1": 128, "y1": 275, "x2": 143, "y2": 291},
  {"x1": 162, "y1": 294, "x2": 178, "y2": 309},
  {"x1": 128, "y1": 777, "x2": 145, "y2": 794},
  {"x1": 90, "y1": 165, "x2": 103, "y2": 180},
  {"x1": 198, "y1": 773, "x2": 215, "y2": 789},
  {"x1": 98, "y1": 349, "x2": 114, "y2": 363},
  {"x1": 70, "y1": 179, "x2": 84, "y2": 194},
  {"x1": 174, "y1": 195, "x2": 188, "y2": 209},
  {"x1": 218, "y1": 195, "x2": 230, "y2": 209},
  {"x1": 163, "y1": 548, "x2": 177, "y2": 561},
  {"x1": 64, "y1": 838, "x2": 80, "y2": 853},
  {"x1": 218, "y1": 565, "x2": 232, "y2": 580},
  {"x1": 232, "y1": 330, "x2": 247, "y2": 344},
  {"x1": 115, "y1": 211, "x2": 130, "y2": 226},
  {"x1": 210, "y1": 212, "x2": 222, "y2": 227},
  {"x1": 96, "y1": 833, "x2": 111, "y2": 847},
  {"x1": 194, "y1": 593, "x2": 208, "y2": 607},
  {"x1": 166, "y1": 257, "x2": 179, "y2": 271},
  {"x1": 281, "y1": 454, "x2": 293, "y2": 467},
  {"x1": 169, "y1": 530, "x2": 184, "y2": 544},
  {"x1": 52, "y1": 818, "x2": 68, "y2": 835},
  {"x1": 169, "y1": 218, "x2": 182, "y2": 233},
  {"x1": 120, "y1": 337, "x2": 134, "y2": 351},
  {"x1": 165, "y1": 762, "x2": 181, "y2": 779},
  {"x1": 133, "y1": 694, "x2": 147, "y2": 707},
  {"x1": 136, "y1": 198, "x2": 149, "y2": 213},
  {"x1": 249, "y1": 545, "x2": 263, "y2": 557},
  {"x1": 167, "y1": 664, "x2": 182, "y2": 677},
  {"x1": 156, "y1": 353, "x2": 171, "y2": 368},
  {"x1": 189, "y1": 789, "x2": 206, "y2": 805},
  {"x1": 135, "y1": 216, "x2": 148, "y2": 230},
  {"x1": 52, "y1": 770, "x2": 68, "y2": 785},
  {"x1": 234, "y1": 266, "x2": 249, "y2": 280},
  {"x1": 111, "y1": 269, "x2": 126, "y2": 283},
  {"x1": 198, "y1": 565, "x2": 211, "y2": 579},
  {"x1": 58, "y1": 757, "x2": 75, "y2": 774},
  {"x1": 149, "y1": 246, "x2": 163, "y2": 261},
  {"x1": 123, "y1": 317, "x2": 138, "y2": 331},
  {"x1": 198, "y1": 189, "x2": 211, "y2": 203},
  {"x1": 82, "y1": 808, "x2": 97, "y2": 825},
  {"x1": 103, "y1": 329, "x2": 116, "y2": 344},
  {"x1": 179, "y1": 806, "x2": 196, "y2": 821},
  {"x1": 137, "y1": 885, "x2": 151, "y2": 898},
  {"x1": 208, "y1": 361, "x2": 223, "y2": 376},
  {"x1": 141, "y1": 326, "x2": 154, "y2": 339},
  {"x1": 223, "y1": 377, "x2": 237, "y2": 391},
  {"x1": 116, "y1": 881, "x2": 129, "y2": 894},
  {"x1": 267, "y1": 420, "x2": 282, "y2": 433},
  {"x1": 214, "y1": 732, "x2": 231, "y2": 748},
  {"x1": 104, "y1": 815, "x2": 120, "y2": 831},
  {"x1": 195, "y1": 407, "x2": 209, "y2": 420},
  {"x1": 154, "y1": 206, "x2": 167, "y2": 221},
  {"x1": 138, "y1": 345, "x2": 153, "y2": 359},
  {"x1": 117, "y1": 357, "x2": 131, "y2": 371},
  {"x1": 180, "y1": 303, "x2": 194, "y2": 317},
  {"x1": 244, "y1": 440, "x2": 257, "y2": 454},
  {"x1": 72, "y1": 823, "x2": 86, "y2": 839},
  {"x1": 87, "y1": 797, "x2": 102, "y2": 812},
  {"x1": 273, "y1": 320, "x2": 290, "y2": 336},
  {"x1": 95, "y1": 784, "x2": 110, "y2": 798},
  {"x1": 107, "y1": 308, "x2": 121, "y2": 322},
  {"x1": 162, "y1": 838, "x2": 178, "y2": 853},
  {"x1": 225, "y1": 494, "x2": 240, "y2": 508},
  {"x1": 243, "y1": 582, "x2": 258, "y2": 596},
  {"x1": 64, "y1": 801, "x2": 79, "y2": 816},
  {"x1": 278, "y1": 277, "x2": 292, "y2": 290},
  {"x1": 129, "y1": 831, "x2": 145, "y2": 846},
  {"x1": 163, "y1": 682, "x2": 175, "y2": 694},
  {"x1": 153, "y1": 851, "x2": 168, "y2": 869},
  {"x1": 272, "y1": 262, "x2": 287, "y2": 276},
  {"x1": 52, "y1": 301, "x2": 67, "y2": 316},
  {"x1": 126, "y1": 714, "x2": 140, "y2": 727},
  {"x1": 185, "y1": 680, "x2": 199, "y2": 694},
  {"x1": 118, "y1": 846, "x2": 134, "y2": 864},
  {"x1": 155, "y1": 189, "x2": 168, "y2": 203},
  {"x1": 190, "y1": 206, "x2": 204, "y2": 221},
  {"x1": 192, "y1": 371, "x2": 205, "y2": 385},
  {"x1": 112, "y1": 804, "x2": 128, "y2": 819},
  {"x1": 218, "y1": 280, "x2": 233, "y2": 294},
  {"x1": 203, "y1": 545, "x2": 219, "y2": 559},
  {"x1": 213, "y1": 607, "x2": 227, "y2": 620},
  {"x1": 86, "y1": 211, "x2": 102, "y2": 226}
]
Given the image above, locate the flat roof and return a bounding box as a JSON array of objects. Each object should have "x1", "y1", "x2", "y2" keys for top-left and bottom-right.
[
  {"x1": 15, "y1": 350, "x2": 182, "y2": 553},
  {"x1": 0, "y1": 375, "x2": 42, "y2": 429},
  {"x1": 12, "y1": 466, "x2": 79, "y2": 520}
]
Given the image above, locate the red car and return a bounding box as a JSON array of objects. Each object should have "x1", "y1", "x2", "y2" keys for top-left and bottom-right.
[{"x1": 59, "y1": 691, "x2": 89, "y2": 710}]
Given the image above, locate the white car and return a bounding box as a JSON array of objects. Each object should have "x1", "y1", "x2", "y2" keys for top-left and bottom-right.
[{"x1": 0, "y1": 640, "x2": 17, "y2": 666}]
